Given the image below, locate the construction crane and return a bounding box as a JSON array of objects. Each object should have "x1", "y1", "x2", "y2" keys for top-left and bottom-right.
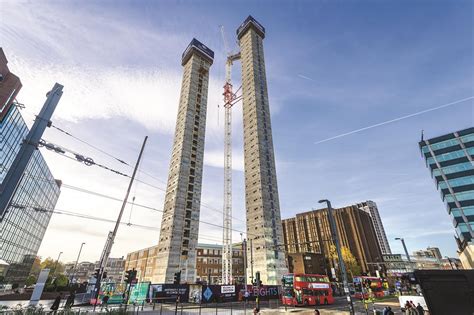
[{"x1": 220, "y1": 25, "x2": 241, "y2": 285}]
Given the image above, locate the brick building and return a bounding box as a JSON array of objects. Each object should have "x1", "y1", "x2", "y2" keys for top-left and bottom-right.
[
  {"x1": 125, "y1": 243, "x2": 244, "y2": 284},
  {"x1": 282, "y1": 204, "x2": 384, "y2": 277}
]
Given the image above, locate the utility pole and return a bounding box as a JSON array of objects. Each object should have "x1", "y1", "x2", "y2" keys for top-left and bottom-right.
[
  {"x1": 241, "y1": 234, "x2": 248, "y2": 288},
  {"x1": 319, "y1": 199, "x2": 354, "y2": 315},
  {"x1": 93, "y1": 136, "x2": 148, "y2": 304},
  {"x1": 249, "y1": 238, "x2": 254, "y2": 285},
  {"x1": 0, "y1": 83, "x2": 63, "y2": 221}
]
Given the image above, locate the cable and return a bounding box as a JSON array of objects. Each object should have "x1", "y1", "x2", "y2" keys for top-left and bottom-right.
[
  {"x1": 50, "y1": 124, "x2": 130, "y2": 166},
  {"x1": 47, "y1": 123, "x2": 247, "y2": 223},
  {"x1": 315, "y1": 96, "x2": 474, "y2": 144}
]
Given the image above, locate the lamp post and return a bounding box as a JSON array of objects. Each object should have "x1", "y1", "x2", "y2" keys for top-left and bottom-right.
[
  {"x1": 53, "y1": 251, "x2": 63, "y2": 275},
  {"x1": 444, "y1": 256, "x2": 456, "y2": 270},
  {"x1": 319, "y1": 199, "x2": 354, "y2": 315},
  {"x1": 394, "y1": 238, "x2": 411, "y2": 262},
  {"x1": 71, "y1": 243, "x2": 85, "y2": 283}
]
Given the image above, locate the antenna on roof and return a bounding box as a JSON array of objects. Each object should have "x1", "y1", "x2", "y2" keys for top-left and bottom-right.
[{"x1": 421, "y1": 129, "x2": 424, "y2": 142}]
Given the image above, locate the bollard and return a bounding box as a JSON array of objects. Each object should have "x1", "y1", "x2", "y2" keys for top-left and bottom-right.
[
  {"x1": 180, "y1": 301, "x2": 184, "y2": 315},
  {"x1": 230, "y1": 301, "x2": 233, "y2": 315},
  {"x1": 215, "y1": 300, "x2": 218, "y2": 315},
  {"x1": 160, "y1": 303, "x2": 163, "y2": 315}
]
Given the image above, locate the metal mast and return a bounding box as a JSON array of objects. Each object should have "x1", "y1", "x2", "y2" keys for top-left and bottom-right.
[{"x1": 220, "y1": 26, "x2": 241, "y2": 284}]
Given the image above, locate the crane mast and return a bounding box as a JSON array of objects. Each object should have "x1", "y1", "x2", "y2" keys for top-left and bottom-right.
[{"x1": 220, "y1": 26, "x2": 240, "y2": 285}]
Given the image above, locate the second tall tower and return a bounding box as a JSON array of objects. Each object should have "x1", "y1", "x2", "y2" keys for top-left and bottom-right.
[{"x1": 237, "y1": 16, "x2": 288, "y2": 285}]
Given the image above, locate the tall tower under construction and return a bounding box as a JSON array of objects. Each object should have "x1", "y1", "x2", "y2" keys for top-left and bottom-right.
[
  {"x1": 156, "y1": 39, "x2": 214, "y2": 283},
  {"x1": 237, "y1": 16, "x2": 288, "y2": 284}
]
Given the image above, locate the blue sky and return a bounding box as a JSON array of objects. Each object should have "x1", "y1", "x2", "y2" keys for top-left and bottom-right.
[{"x1": 1, "y1": 0, "x2": 472, "y2": 262}]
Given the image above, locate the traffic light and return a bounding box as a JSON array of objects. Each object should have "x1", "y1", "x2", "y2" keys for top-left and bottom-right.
[
  {"x1": 102, "y1": 272, "x2": 108, "y2": 280},
  {"x1": 124, "y1": 269, "x2": 137, "y2": 284},
  {"x1": 173, "y1": 271, "x2": 181, "y2": 284},
  {"x1": 255, "y1": 271, "x2": 262, "y2": 287}
]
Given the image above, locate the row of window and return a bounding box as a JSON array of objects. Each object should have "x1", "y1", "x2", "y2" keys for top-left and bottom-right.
[
  {"x1": 422, "y1": 133, "x2": 474, "y2": 153},
  {"x1": 445, "y1": 190, "x2": 474, "y2": 203},
  {"x1": 427, "y1": 147, "x2": 473, "y2": 165},
  {"x1": 439, "y1": 176, "x2": 474, "y2": 189},
  {"x1": 432, "y1": 162, "x2": 473, "y2": 177}
]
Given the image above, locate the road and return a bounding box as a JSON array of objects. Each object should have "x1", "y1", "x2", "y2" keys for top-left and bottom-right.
[{"x1": 0, "y1": 296, "x2": 404, "y2": 314}]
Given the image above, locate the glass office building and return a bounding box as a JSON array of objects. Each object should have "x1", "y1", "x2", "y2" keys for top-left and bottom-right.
[
  {"x1": 0, "y1": 105, "x2": 61, "y2": 285},
  {"x1": 419, "y1": 127, "x2": 474, "y2": 255}
]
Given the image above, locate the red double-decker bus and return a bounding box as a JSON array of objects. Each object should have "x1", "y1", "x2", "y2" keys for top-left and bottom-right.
[
  {"x1": 353, "y1": 276, "x2": 385, "y2": 299},
  {"x1": 281, "y1": 273, "x2": 334, "y2": 306}
]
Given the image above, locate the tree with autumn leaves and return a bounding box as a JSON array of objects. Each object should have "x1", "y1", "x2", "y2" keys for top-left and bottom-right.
[{"x1": 328, "y1": 245, "x2": 362, "y2": 281}]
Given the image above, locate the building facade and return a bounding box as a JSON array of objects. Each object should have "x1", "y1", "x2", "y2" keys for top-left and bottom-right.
[
  {"x1": 195, "y1": 243, "x2": 245, "y2": 284},
  {"x1": 237, "y1": 15, "x2": 287, "y2": 285},
  {"x1": 0, "y1": 49, "x2": 61, "y2": 286},
  {"x1": 413, "y1": 247, "x2": 443, "y2": 261},
  {"x1": 125, "y1": 243, "x2": 244, "y2": 284},
  {"x1": 155, "y1": 39, "x2": 214, "y2": 283},
  {"x1": 287, "y1": 253, "x2": 327, "y2": 275},
  {"x1": 64, "y1": 257, "x2": 125, "y2": 284},
  {"x1": 419, "y1": 128, "x2": 474, "y2": 269},
  {"x1": 357, "y1": 201, "x2": 392, "y2": 254},
  {"x1": 282, "y1": 204, "x2": 383, "y2": 277}
]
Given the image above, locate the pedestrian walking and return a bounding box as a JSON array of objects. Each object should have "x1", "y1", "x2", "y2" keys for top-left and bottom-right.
[
  {"x1": 244, "y1": 290, "x2": 250, "y2": 303},
  {"x1": 416, "y1": 303, "x2": 425, "y2": 314},
  {"x1": 384, "y1": 306, "x2": 394, "y2": 315},
  {"x1": 50, "y1": 293, "x2": 62, "y2": 313},
  {"x1": 101, "y1": 292, "x2": 110, "y2": 310},
  {"x1": 64, "y1": 291, "x2": 75, "y2": 309}
]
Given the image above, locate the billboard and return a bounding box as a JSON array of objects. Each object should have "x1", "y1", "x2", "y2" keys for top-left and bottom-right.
[
  {"x1": 151, "y1": 284, "x2": 189, "y2": 302},
  {"x1": 129, "y1": 282, "x2": 151, "y2": 303}
]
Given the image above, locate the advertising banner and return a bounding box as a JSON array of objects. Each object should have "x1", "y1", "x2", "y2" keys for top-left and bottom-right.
[
  {"x1": 244, "y1": 285, "x2": 281, "y2": 301},
  {"x1": 201, "y1": 285, "x2": 242, "y2": 303},
  {"x1": 151, "y1": 284, "x2": 189, "y2": 302},
  {"x1": 29, "y1": 269, "x2": 50, "y2": 306},
  {"x1": 129, "y1": 282, "x2": 150, "y2": 303}
]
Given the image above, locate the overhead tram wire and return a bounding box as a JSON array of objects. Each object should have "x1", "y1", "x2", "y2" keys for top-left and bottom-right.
[
  {"x1": 50, "y1": 124, "x2": 130, "y2": 166},
  {"x1": 42, "y1": 127, "x2": 247, "y2": 223},
  {"x1": 12, "y1": 168, "x2": 253, "y2": 237}
]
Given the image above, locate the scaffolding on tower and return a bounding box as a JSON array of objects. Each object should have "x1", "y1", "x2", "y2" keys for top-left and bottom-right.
[{"x1": 220, "y1": 26, "x2": 241, "y2": 285}]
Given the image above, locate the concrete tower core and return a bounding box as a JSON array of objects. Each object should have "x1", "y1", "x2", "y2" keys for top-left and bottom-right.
[
  {"x1": 156, "y1": 39, "x2": 214, "y2": 283},
  {"x1": 237, "y1": 16, "x2": 288, "y2": 284}
]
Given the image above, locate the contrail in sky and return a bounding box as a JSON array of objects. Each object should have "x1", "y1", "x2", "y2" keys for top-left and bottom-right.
[
  {"x1": 314, "y1": 96, "x2": 474, "y2": 144},
  {"x1": 297, "y1": 74, "x2": 315, "y2": 81}
]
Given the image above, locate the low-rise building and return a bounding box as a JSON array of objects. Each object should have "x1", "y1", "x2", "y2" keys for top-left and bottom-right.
[
  {"x1": 125, "y1": 243, "x2": 244, "y2": 284},
  {"x1": 195, "y1": 243, "x2": 244, "y2": 284},
  {"x1": 64, "y1": 257, "x2": 125, "y2": 283}
]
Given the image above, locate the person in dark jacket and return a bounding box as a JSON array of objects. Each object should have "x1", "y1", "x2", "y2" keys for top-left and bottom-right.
[
  {"x1": 64, "y1": 291, "x2": 75, "y2": 309},
  {"x1": 416, "y1": 303, "x2": 425, "y2": 314},
  {"x1": 50, "y1": 293, "x2": 62, "y2": 312}
]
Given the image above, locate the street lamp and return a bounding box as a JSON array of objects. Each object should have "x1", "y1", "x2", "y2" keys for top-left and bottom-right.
[
  {"x1": 71, "y1": 243, "x2": 85, "y2": 283},
  {"x1": 394, "y1": 238, "x2": 411, "y2": 262},
  {"x1": 53, "y1": 251, "x2": 63, "y2": 275},
  {"x1": 444, "y1": 256, "x2": 456, "y2": 270},
  {"x1": 319, "y1": 199, "x2": 354, "y2": 315}
]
